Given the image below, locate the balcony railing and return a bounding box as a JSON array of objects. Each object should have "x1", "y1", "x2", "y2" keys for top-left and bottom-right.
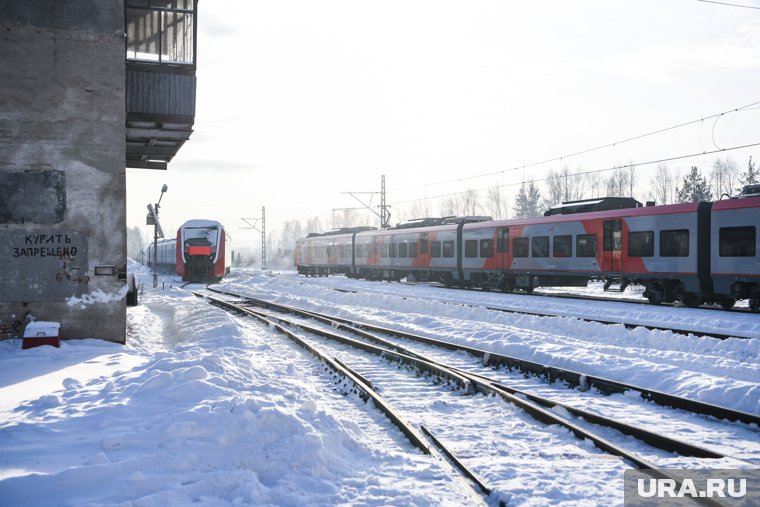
[{"x1": 125, "y1": 0, "x2": 197, "y2": 170}]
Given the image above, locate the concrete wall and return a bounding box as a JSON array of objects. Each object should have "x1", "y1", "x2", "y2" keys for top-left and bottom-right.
[{"x1": 0, "y1": 1, "x2": 127, "y2": 342}]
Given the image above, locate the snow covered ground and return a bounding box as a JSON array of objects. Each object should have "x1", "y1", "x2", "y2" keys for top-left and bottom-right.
[{"x1": 0, "y1": 262, "x2": 758, "y2": 506}]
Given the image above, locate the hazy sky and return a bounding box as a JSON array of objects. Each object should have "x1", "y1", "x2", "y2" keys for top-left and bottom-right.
[{"x1": 127, "y1": 0, "x2": 760, "y2": 249}]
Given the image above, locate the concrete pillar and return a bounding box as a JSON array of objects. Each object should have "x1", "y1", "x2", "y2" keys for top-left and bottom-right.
[{"x1": 0, "y1": 1, "x2": 127, "y2": 343}]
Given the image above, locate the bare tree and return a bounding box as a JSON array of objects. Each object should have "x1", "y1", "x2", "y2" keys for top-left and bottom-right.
[
  {"x1": 710, "y1": 157, "x2": 739, "y2": 198},
  {"x1": 306, "y1": 216, "x2": 324, "y2": 234},
  {"x1": 626, "y1": 160, "x2": 638, "y2": 200},
  {"x1": 545, "y1": 166, "x2": 585, "y2": 208},
  {"x1": 407, "y1": 199, "x2": 432, "y2": 219},
  {"x1": 606, "y1": 166, "x2": 629, "y2": 197},
  {"x1": 649, "y1": 163, "x2": 673, "y2": 205},
  {"x1": 588, "y1": 172, "x2": 602, "y2": 199},
  {"x1": 461, "y1": 189, "x2": 481, "y2": 216},
  {"x1": 439, "y1": 196, "x2": 459, "y2": 217},
  {"x1": 486, "y1": 183, "x2": 509, "y2": 220}
]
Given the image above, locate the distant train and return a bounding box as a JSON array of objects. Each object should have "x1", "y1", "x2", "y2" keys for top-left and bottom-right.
[
  {"x1": 147, "y1": 219, "x2": 232, "y2": 282},
  {"x1": 295, "y1": 190, "x2": 760, "y2": 312}
]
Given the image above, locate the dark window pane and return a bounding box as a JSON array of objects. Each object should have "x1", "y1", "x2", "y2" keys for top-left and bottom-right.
[
  {"x1": 409, "y1": 242, "x2": 418, "y2": 258},
  {"x1": 553, "y1": 235, "x2": 572, "y2": 257},
  {"x1": 497, "y1": 228, "x2": 509, "y2": 253},
  {"x1": 660, "y1": 229, "x2": 689, "y2": 257},
  {"x1": 389, "y1": 243, "x2": 398, "y2": 258},
  {"x1": 420, "y1": 235, "x2": 428, "y2": 254},
  {"x1": 399, "y1": 243, "x2": 408, "y2": 258},
  {"x1": 720, "y1": 226, "x2": 756, "y2": 257},
  {"x1": 431, "y1": 241, "x2": 442, "y2": 258},
  {"x1": 532, "y1": 236, "x2": 549, "y2": 257},
  {"x1": 480, "y1": 239, "x2": 494, "y2": 258},
  {"x1": 577, "y1": 234, "x2": 597, "y2": 257},
  {"x1": 513, "y1": 237, "x2": 529, "y2": 258},
  {"x1": 628, "y1": 231, "x2": 654, "y2": 257},
  {"x1": 465, "y1": 240, "x2": 478, "y2": 258},
  {"x1": 381, "y1": 243, "x2": 389, "y2": 258},
  {"x1": 443, "y1": 241, "x2": 455, "y2": 258}
]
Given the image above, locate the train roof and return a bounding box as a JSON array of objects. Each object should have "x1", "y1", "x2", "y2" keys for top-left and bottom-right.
[{"x1": 181, "y1": 219, "x2": 224, "y2": 229}]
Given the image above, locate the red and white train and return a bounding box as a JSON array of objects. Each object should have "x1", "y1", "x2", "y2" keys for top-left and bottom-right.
[
  {"x1": 147, "y1": 219, "x2": 232, "y2": 282},
  {"x1": 295, "y1": 190, "x2": 760, "y2": 311}
]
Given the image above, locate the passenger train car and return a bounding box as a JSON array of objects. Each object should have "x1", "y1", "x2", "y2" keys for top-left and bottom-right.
[
  {"x1": 146, "y1": 219, "x2": 231, "y2": 282},
  {"x1": 295, "y1": 191, "x2": 760, "y2": 312}
]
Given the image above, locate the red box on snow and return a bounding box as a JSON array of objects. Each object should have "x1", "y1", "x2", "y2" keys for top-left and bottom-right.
[{"x1": 22, "y1": 321, "x2": 61, "y2": 349}]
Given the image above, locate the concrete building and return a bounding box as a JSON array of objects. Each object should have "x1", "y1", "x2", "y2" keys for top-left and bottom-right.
[{"x1": 0, "y1": 0, "x2": 197, "y2": 343}]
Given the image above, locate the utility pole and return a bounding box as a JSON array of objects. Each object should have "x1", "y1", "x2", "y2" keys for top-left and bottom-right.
[
  {"x1": 339, "y1": 175, "x2": 391, "y2": 230},
  {"x1": 241, "y1": 206, "x2": 266, "y2": 269},
  {"x1": 146, "y1": 184, "x2": 167, "y2": 288}
]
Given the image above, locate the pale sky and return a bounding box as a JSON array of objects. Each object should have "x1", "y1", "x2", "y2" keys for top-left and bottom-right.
[{"x1": 127, "y1": 0, "x2": 760, "y2": 250}]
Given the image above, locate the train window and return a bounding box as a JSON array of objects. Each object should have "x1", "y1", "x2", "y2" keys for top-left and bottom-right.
[
  {"x1": 381, "y1": 243, "x2": 389, "y2": 258},
  {"x1": 660, "y1": 229, "x2": 689, "y2": 257},
  {"x1": 389, "y1": 243, "x2": 398, "y2": 258},
  {"x1": 443, "y1": 241, "x2": 455, "y2": 258},
  {"x1": 465, "y1": 240, "x2": 478, "y2": 258},
  {"x1": 399, "y1": 243, "x2": 408, "y2": 258},
  {"x1": 480, "y1": 239, "x2": 494, "y2": 258},
  {"x1": 431, "y1": 241, "x2": 442, "y2": 257},
  {"x1": 409, "y1": 242, "x2": 418, "y2": 257},
  {"x1": 628, "y1": 231, "x2": 654, "y2": 257},
  {"x1": 420, "y1": 234, "x2": 429, "y2": 254},
  {"x1": 355, "y1": 244, "x2": 363, "y2": 258},
  {"x1": 497, "y1": 228, "x2": 509, "y2": 253},
  {"x1": 720, "y1": 226, "x2": 756, "y2": 257},
  {"x1": 532, "y1": 236, "x2": 549, "y2": 258},
  {"x1": 553, "y1": 235, "x2": 572, "y2": 257},
  {"x1": 576, "y1": 234, "x2": 597, "y2": 257},
  {"x1": 513, "y1": 237, "x2": 529, "y2": 257}
]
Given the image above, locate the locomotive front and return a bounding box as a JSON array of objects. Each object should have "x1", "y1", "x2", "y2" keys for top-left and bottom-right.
[{"x1": 178, "y1": 220, "x2": 225, "y2": 282}]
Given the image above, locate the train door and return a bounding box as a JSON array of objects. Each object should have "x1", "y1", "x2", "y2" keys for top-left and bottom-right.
[
  {"x1": 497, "y1": 227, "x2": 510, "y2": 270},
  {"x1": 602, "y1": 219, "x2": 622, "y2": 273}
]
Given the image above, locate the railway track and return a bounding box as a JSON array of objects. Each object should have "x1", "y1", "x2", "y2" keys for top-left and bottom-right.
[
  {"x1": 194, "y1": 287, "x2": 760, "y2": 505},
  {"x1": 310, "y1": 280, "x2": 755, "y2": 340}
]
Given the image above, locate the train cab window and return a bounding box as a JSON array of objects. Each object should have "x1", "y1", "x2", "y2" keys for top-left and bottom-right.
[
  {"x1": 431, "y1": 241, "x2": 442, "y2": 257},
  {"x1": 497, "y1": 228, "x2": 509, "y2": 253},
  {"x1": 420, "y1": 234, "x2": 429, "y2": 254},
  {"x1": 399, "y1": 243, "x2": 408, "y2": 258},
  {"x1": 532, "y1": 236, "x2": 549, "y2": 258},
  {"x1": 628, "y1": 231, "x2": 654, "y2": 257},
  {"x1": 465, "y1": 240, "x2": 478, "y2": 258},
  {"x1": 442, "y1": 240, "x2": 455, "y2": 258},
  {"x1": 480, "y1": 239, "x2": 494, "y2": 258},
  {"x1": 409, "y1": 242, "x2": 418, "y2": 258},
  {"x1": 553, "y1": 235, "x2": 572, "y2": 257},
  {"x1": 660, "y1": 229, "x2": 689, "y2": 257},
  {"x1": 389, "y1": 243, "x2": 398, "y2": 258},
  {"x1": 576, "y1": 234, "x2": 597, "y2": 257},
  {"x1": 720, "y1": 226, "x2": 756, "y2": 257},
  {"x1": 381, "y1": 243, "x2": 389, "y2": 258},
  {"x1": 513, "y1": 237, "x2": 529, "y2": 258}
]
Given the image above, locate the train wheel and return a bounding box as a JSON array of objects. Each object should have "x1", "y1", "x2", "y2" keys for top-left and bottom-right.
[
  {"x1": 646, "y1": 293, "x2": 661, "y2": 305},
  {"x1": 720, "y1": 299, "x2": 735, "y2": 311},
  {"x1": 750, "y1": 298, "x2": 760, "y2": 313},
  {"x1": 682, "y1": 293, "x2": 702, "y2": 308}
]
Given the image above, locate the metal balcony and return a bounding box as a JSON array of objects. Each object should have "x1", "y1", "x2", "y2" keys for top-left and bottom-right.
[{"x1": 125, "y1": 0, "x2": 197, "y2": 170}]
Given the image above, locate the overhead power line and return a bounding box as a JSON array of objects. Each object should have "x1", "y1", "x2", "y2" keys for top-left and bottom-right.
[
  {"x1": 697, "y1": 0, "x2": 760, "y2": 10},
  {"x1": 390, "y1": 100, "x2": 760, "y2": 193},
  {"x1": 390, "y1": 140, "x2": 760, "y2": 207}
]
